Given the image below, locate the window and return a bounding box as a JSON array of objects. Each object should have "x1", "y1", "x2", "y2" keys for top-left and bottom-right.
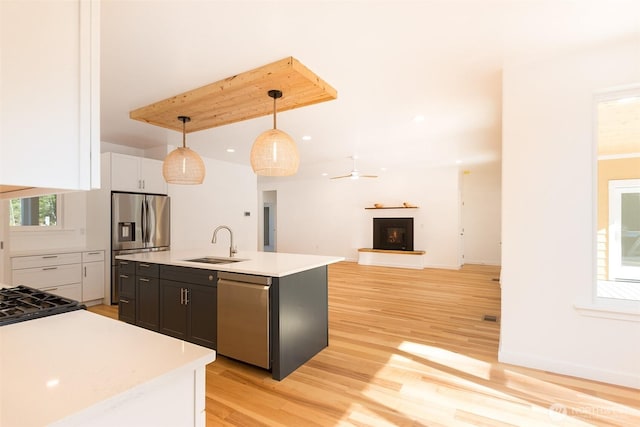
[
  {"x1": 595, "y1": 90, "x2": 640, "y2": 303},
  {"x1": 608, "y1": 180, "x2": 640, "y2": 282},
  {"x1": 9, "y1": 195, "x2": 61, "y2": 228}
]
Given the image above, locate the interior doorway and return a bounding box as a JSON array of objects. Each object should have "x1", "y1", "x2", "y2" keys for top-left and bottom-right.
[{"x1": 263, "y1": 190, "x2": 277, "y2": 252}]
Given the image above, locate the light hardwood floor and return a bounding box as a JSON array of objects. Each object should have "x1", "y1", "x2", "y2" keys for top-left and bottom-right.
[{"x1": 89, "y1": 262, "x2": 640, "y2": 426}]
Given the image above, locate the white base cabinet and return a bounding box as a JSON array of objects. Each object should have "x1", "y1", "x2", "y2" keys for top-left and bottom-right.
[
  {"x1": 82, "y1": 250, "x2": 105, "y2": 302},
  {"x1": 11, "y1": 250, "x2": 105, "y2": 303},
  {"x1": 12, "y1": 253, "x2": 82, "y2": 301}
]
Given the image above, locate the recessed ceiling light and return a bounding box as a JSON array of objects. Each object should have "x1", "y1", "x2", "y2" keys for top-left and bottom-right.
[
  {"x1": 226, "y1": 148, "x2": 235, "y2": 153},
  {"x1": 380, "y1": 167, "x2": 387, "y2": 172},
  {"x1": 413, "y1": 115, "x2": 425, "y2": 123},
  {"x1": 321, "y1": 172, "x2": 328, "y2": 176},
  {"x1": 302, "y1": 135, "x2": 312, "y2": 141},
  {"x1": 455, "y1": 159, "x2": 462, "y2": 164}
]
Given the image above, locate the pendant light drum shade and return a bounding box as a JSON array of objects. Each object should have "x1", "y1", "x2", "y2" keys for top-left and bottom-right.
[
  {"x1": 250, "y1": 128, "x2": 299, "y2": 176},
  {"x1": 162, "y1": 116, "x2": 206, "y2": 184},
  {"x1": 162, "y1": 146, "x2": 206, "y2": 184},
  {"x1": 250, "y1": 90, "x2": 299, "y2": 176}
]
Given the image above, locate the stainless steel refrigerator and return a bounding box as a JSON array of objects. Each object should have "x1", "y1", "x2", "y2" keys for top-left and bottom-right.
[{"x1": 111, "y1": 192, "x2": 170, "y2": 303}]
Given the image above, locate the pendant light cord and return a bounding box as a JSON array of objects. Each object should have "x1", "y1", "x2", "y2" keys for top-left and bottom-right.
[
  {"x1": 273, "y1": 95, "x2": 277, "y2": 130},
  {"x1": 178, "y1": 116, "x2": 191, "y2": 148},
  {"x1": 182, "y1": 119, "x2": 186, "y2": 148},
  {"x1": 267, "y1": 89, "x2": 282, "y2": 130}
]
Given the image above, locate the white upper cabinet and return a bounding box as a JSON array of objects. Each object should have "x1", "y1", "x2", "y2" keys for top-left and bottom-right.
[
  {"x1": 0, "y1": 0, "x2": 100, "y2": 197},
  {"x1": 110, "y1": 153, "x2": 168, "y2": 195}
]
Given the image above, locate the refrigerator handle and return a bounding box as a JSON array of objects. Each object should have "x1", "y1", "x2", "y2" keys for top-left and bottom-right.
[
  {"x1": 141, "y1": 198, "x2": 147, "y2": 244},
  {"x1": 145, "y1": 199, "x2": 151, "y2": 244}
]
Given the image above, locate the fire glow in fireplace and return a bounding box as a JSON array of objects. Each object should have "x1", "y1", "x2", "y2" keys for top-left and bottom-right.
[{"x1": 373, "y1": 217, "x2": 414, "y2": 251}]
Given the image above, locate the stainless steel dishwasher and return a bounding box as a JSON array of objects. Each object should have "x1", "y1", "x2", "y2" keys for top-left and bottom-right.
[{"x1": 217, "y1": 271, "x2": 271, "y2": 369}]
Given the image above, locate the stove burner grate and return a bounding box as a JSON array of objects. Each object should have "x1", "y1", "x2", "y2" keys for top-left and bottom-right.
[{"x1": 0, "y1": 285, "x2": 85, "y2": 326}]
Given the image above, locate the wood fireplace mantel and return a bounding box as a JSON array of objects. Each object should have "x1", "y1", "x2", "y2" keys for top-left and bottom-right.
[{"x1": 364, "y1": 206, "x2": 419, "y2": 210}]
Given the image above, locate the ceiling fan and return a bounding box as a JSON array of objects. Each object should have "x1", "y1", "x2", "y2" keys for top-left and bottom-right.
[{"x1": 330, "y1": 156, "x2": 378, "y2": 180}]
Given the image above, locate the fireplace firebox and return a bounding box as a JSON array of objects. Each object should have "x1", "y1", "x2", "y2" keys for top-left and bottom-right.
[{"x1": 373, "y1": 217, "x2": 414, "y2": 251}]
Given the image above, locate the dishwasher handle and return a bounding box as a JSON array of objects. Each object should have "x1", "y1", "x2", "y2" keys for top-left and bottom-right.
[{"x1": 217, "y1": 271, "x2": 271, "y2": 286}]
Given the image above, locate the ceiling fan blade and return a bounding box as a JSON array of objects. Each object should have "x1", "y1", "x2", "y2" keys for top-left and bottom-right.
[{"x1": 330, "y1": 156, "x2": 378, "y2": 180}]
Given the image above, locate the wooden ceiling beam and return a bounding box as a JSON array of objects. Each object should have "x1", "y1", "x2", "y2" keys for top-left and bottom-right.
[{"x1": 129, "y1": 57, "x2": 338, "y2": 133}]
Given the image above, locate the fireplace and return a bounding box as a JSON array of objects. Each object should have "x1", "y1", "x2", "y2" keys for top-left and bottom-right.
[{"x1": 373, "y1": 217, "x2": 414, "y2": 251}]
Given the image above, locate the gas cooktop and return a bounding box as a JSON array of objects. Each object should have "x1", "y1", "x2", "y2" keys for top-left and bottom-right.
[{"x1": 0, "y1": 285, "x2": 85, "y2": 326}]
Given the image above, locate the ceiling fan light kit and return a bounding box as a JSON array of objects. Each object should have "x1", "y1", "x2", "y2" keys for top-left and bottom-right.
[
  {"x1": 250, "y1": 90, "x2": 299, "y2": 176},
  {"x1": 331, "y1": 156, "x2": 378, "y2": 180},
  {"x1": 162, "y1": 116, "x2": 206, "y2": 185}
]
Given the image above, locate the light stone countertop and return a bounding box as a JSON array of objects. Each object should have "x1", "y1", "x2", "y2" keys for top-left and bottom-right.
[
  {"x1": 0, "y1": 309, "x2": 215, "y2": 427},
  {"x1": 115, "y1": 249, "x2": 344, "y2": 277}
]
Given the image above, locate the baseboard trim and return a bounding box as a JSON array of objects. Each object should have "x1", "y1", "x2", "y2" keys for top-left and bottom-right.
[{"x1": 498, "y1": 349, "x2": 640, "y2": 389}]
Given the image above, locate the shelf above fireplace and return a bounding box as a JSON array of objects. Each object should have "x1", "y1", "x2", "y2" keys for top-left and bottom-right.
[{"x1": 365, "y1": 206, "x2": 419, "y2": 210}]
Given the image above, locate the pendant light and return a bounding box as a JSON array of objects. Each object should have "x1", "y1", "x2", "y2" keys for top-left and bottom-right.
[
  {"x1": 250, "y1": 90, "x2": 299, "y2": 176},
  {"x1": 162, "y1": 116, "x2": 206, "y2": 184}
]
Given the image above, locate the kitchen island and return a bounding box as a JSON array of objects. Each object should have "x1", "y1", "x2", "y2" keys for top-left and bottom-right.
[
  {"x1": 116, "y1": 250, "x2": 343, "y2": 380},
  {"x1": 0, "y1": 308, "x2": 215, "y2": 427}
]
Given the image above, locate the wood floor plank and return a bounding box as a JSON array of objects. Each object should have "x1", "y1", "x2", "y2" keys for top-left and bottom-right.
[{"x1": 89, "y1": 262, "x2": 640, "y2": 426}]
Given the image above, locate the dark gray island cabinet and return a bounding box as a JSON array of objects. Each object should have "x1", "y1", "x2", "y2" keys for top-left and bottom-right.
[
  {"x1": 159, "y1": 265, "x2": 217, "y2": 349},
  {"x1": 115, "y1": 253, "x2": 335, "y2": 381}
]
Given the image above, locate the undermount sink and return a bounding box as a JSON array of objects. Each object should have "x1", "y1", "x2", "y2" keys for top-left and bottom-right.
[{"x1": 184, "y1": 257, "x2": 247, "y2": 265}]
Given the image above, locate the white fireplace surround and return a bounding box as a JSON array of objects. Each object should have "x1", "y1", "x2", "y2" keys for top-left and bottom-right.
[{"x1": 357, "y1": 248, "x2": 426, "y2": 269}]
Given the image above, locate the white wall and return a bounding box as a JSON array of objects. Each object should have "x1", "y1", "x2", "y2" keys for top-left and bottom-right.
[
  {"x1": 259, "y1": 165, "x2": 466, "y2": 269},
  {"x1": 501, "y1": 36, "x2": 640, "y2": 388},
  {"x1": 170, "y1": 156, "x2": 258, "y2": 255}
]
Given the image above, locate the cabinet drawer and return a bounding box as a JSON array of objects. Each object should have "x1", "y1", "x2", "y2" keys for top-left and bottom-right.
[
  {"x1": 118, "y1": 271, "x2": 136, "y2": 297},
  {"x1": 12, "y1": 252, "x2": 82, "y2": 269},
  {"x1": 160, "y1": 265, "x2": 217, "y2": 286},
  {"x1": 40, "y1": 283, "x2": 82, "y2": 302},
  {"x1": 116, "y1": 260, "x2": 135, "y2": 275},
  {"x1": 13, "y1": 263, "x2": 82, "y2": 288},
  {"x1": 82, "y1": 250, "x2": 104, "y2": 262},
  {"x1": 118, "y1": 296, "x2": 136, "y2": 324},
  {"x1": 136, "y1": 262, "x2": 159, "y2": 278}
]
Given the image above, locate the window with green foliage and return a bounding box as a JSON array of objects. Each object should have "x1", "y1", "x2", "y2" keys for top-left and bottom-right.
[{"x1": 9, "y1": 195, "x2": 60, "y2": 227}]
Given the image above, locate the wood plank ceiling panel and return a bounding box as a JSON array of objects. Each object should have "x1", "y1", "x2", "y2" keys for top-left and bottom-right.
[{"x1": 129, "y1": 57, "x2": 338, "y2": 133}]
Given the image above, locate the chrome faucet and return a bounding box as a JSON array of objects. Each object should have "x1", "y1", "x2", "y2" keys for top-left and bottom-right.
[{"x1": 212, "y1": 225, "x2": 237, "y2": 257}]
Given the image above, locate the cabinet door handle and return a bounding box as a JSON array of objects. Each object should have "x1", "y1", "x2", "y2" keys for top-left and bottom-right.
[
  {"x1": 139, "y1": 263, "x2": 150, "y2": 268},
  {"x1": 87, "y1": 251, "x2": 101, "y2": 255},
  {"x1": 139, "y1": 277, "x2": 150, "y2": 282},
  {"x1": 42, "y1": 287, "x2": 58, "y2": 292},
  {"x1": 119, "y1": 299, "x2": 130, "y2": 304},
  {"x1": 184, "y1": 288, "x2": 189, "y2": 305},
  {"x1": 42, "y1": 255, "x2": 58, "y2": 259},
  {"x1": 42, "y1": 267, "x2": 58, "y2": 271},
  {"x1": 120, "y1": 261, "x2": 129, "y2": 265},
  {"x1": 179, "y1": 288, "x2": 185, "y2": 305},
  {"x1": 84, "y1": 266, "x2": 87, "y2": 277},
  {"x1": 119, "y1": 274, "x2": 129, "y2": 279}
]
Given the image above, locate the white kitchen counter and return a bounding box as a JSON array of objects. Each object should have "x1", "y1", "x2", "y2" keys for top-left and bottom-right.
[
  {"x1": 116, "y1": 249, "x2": 344, "y2": 277},
  {"x1": 0, "y1": 309, "x2": 216, "y2": 427}
]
